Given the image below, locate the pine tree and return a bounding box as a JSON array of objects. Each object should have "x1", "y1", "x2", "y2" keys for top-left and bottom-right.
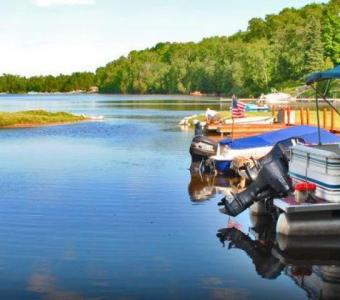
[
  {"x1": 304, "y1": 18, "x2": 324, "y2": 74},
  {"x1": 322, "y1": 0, "x2": 340, "y2": 64}
]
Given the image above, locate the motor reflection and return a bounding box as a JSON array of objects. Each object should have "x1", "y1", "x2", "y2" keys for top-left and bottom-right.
[
  {"x1": 217, "y1": 215, "x2": 340, "y2": 299},
  {"x1": 217, "y1": 215, "x2": 283, "y2": 279}
]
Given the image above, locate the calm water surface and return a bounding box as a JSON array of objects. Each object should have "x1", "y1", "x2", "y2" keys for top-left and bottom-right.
[{"x1": 0, "y1": 94, "x2": 338, "y2": 299}]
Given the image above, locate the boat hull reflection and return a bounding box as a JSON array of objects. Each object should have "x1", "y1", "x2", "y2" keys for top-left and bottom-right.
[
  {"x1": 217, "y1": 214, "x2": 340, "y2": 299},
  {"x1": 188, "y1": 172, "x2": 231, "y2": 202}
]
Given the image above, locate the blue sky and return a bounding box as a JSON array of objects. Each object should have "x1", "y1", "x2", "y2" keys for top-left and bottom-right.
[{"x1": 0, "y1": 0, "x2": 327, "y2": 76}]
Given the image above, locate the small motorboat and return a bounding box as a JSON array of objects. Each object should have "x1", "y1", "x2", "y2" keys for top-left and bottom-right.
[
  {"x1": 205, "y1": 116, "x2": 275, "y2": 135},
  {"x1": 211, "y1": 125, "x2": 340, "y2": 174},
  {"x1": 222, "y1": 116, "x2": 273, "y2": 125},
  {"x1": 259, "y1": 92, "x2": 295, "y2": 105},
  {"x1": 189, "y1": 125, "x2": 339, "y2": 173},
  {"x1": 212, "y1": 143, "x2": 272, "y2": 173},
  {"x1": 245, "y1": 103, "x2": 269, "y2": 112},
  {"x1": 190, "y1": 91, "x2": 205, "y2": 96}
]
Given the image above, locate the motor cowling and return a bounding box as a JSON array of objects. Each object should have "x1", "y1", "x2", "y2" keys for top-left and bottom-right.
[
  {"x1": 218, "y1": 138, "x2": 300, "y2": 217},
  {"x1": 244, "y1": 137, "x2": 305, "y2": 182},
  {"x1": 189, "y1": 127, "x2": 218, "y2": 171}
]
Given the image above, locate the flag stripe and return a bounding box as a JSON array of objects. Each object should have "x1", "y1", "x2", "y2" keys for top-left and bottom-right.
[{"x1": 231, "y1": 101, "x2": 246, "y2": 118}]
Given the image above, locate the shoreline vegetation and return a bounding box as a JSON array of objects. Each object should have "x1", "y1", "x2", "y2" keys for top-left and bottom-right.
[
  {"x1": 0, "y1": 110, "x2": 89, "y2": 129},
  {"x1": 0, "y1": 0, "x2": 339, "y2": 97}
]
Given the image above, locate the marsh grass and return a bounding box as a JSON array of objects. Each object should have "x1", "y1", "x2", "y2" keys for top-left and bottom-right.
[{"x1": 0, "y1": 110, "x2": 87, "y2": 127}]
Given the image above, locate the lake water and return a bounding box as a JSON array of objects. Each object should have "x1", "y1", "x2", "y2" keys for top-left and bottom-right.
[{"x1": 0, "y1": 94, "x2": 338, "y2": 300}]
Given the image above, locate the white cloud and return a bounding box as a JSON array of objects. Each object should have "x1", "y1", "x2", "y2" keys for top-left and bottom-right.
[{"x1": 32, "y1": 0, "x2": 96, "y2": 7}]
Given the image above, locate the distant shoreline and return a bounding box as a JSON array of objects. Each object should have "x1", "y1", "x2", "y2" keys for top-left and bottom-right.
[{"x1": 0, "y1": 93, "x2": 339, "y2": 103}]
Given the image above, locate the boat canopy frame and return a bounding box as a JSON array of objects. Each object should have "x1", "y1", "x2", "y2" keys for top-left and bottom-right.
[{"x1": 305, "y1": 65, "x2": 340, "y2": 145}]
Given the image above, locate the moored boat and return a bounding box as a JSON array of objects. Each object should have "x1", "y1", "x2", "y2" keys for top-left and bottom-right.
[
  {"x1": 259, "y1": 92, "x2": 295, "y2": 105},
  {"x1": 205, "y1": 116, "x2": 274, "y2": 133},
  {"x1": 211, "y1": 125, "x2": 339, "y2": 174},
  {"x1": 245, "y1": 103, "x2": 269, "y2": 112},
  {"x1": 189, "y1": 134, "x2": 218, "y2": 171},
  {"x1": 289, "y1": 144, "x2": 340, "y2": 202},
  {"x1": 223, "y1": 116, "x2": 273, "y2": 125},
  {"x1": 212, "y1": 143, "x2": 272, "y2": 173},
  {"x1": 218, "y1": 66, "x2": 340, "y2": 236}
]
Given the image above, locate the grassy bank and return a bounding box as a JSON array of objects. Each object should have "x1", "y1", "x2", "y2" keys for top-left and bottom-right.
[{"x1": 0, "y1": 110, "x2": 88, "y2": 128}]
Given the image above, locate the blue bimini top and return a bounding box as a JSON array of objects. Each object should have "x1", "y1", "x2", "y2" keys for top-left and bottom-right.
[
  {"x1": 219, "y1": 125, "x2": 340, "y2": 149},
  {"x1": 306, "y1": 65, "x2": 340, "y2": 85}
]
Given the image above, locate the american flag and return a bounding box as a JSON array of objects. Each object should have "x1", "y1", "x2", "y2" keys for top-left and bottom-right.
[{"x1": 231, "y1": 100, "x2": 246, "y2": 118}]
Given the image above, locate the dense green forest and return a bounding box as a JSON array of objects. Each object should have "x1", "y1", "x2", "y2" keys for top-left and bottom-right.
[{"x1": 0, "y1": 0, "x2": 339, "y2": 96}]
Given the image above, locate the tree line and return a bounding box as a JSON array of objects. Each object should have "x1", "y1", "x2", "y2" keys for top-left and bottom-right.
[
  {"x1": 0, "y1": 72, "x2": 96, "y2": 94},
  {"x1": 0, "y1": 0, "x2": 339, "y2": 97}
]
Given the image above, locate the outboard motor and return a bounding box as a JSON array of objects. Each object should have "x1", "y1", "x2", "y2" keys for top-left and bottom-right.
[
  {"x1": 190, "y1": 122, "x2": 218, "y2": 171},
  {"x1": 194, "y1": 121, "x2": 203, "y2": 136},
  {"x1": 218, "y1": 138, "x2": 300, "y2": 217},
  {"x1": 244, "y1": 137, "x2": 305, "y2": 182}
]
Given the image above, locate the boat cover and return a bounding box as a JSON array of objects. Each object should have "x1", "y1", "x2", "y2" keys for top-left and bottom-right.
[
  {"x1": 219, "y1": 125, "x2": 340, "y2": 149},
  {"x1": 306, "y1": 65, "x2": 340, "y2": 85}
]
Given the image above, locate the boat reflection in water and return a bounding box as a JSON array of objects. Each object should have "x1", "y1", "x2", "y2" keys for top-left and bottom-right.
[
  {"x1": 217, "y1": 215, "x2": 340, "y2": 299},
  {"x1": 188, "y1": 171, "x2": 237, "y2": 202}
]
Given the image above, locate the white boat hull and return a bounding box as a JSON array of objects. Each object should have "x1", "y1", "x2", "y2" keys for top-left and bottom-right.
[
  {"x1": 211, "y1": 145, "x2": 272, "y2": 173},
  {"x1": 223, "y1": 116, "x2": 274, "y2": 125},
  {"x1": 289, "y1": 144, "x2": 340, "y2": 203}
]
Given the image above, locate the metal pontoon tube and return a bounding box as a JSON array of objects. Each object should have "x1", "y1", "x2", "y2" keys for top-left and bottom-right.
[{"x1": 276, "y1": 211, "x2": 340, "y2": 236}]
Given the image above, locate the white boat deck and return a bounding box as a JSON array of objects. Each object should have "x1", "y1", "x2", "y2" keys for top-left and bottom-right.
[
  {"x1": 313, "y1": 144, "x2": 340, "y2": 155},
  {"x1": 274, "y1": 197, "x2": 340, "y2": 214}
]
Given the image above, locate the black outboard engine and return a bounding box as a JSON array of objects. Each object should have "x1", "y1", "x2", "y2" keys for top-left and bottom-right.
[
  {"x1": 218, "y1": 138, "x2": 301, "y2": 217},
  {"x1": 190, "y1": 122, "x2": 218, "y2": 171},
  {"x1": 194, "y1": 121, "x2": 203, "y2": 136},
  {"x1": 244, "y1": 137, "x2": 305, "y2": 182}
]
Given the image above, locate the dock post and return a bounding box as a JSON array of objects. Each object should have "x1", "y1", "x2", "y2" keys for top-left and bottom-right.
[
  {"x1": 306, "y1": 108, "x2": 310, "y2": 125},
  {"x1": 300, "y1": 108, "x2": 304, "y2": 125},
  {"x1": 272, "y1": 106, "x2": 276, "y2": 123},
  {"x1": 323, "y1": 108, "x2": 327, "y2": 129},
  {"x1": 331, "y1": 108, "x2": 335, "y2": 132},
  {"x1": 315, "y1": 88, "x2": 321, "y2": 145}
]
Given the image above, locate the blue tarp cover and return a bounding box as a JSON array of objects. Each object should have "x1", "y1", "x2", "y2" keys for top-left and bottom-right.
[
  {"x1": 306, "y1": 65, "x2": 340, "y2": 85},
  {"x1": 219, "y1": 125, "x2": 340, "y2": 149}
]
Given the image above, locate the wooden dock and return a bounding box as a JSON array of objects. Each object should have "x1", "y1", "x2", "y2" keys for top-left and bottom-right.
[
  {"x1": 205, "y1": 107, "x2": 339, "y2": 139},
  {"x1": 216, "y1": 124, "x2": 289, "y2": 137}
]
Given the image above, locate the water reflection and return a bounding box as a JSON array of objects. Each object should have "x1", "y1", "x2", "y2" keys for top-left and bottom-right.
[
  {"x1": 217, "y1": 215, "x2": 340, "y2": 299},
  {"x1": 0, "y1": 94, "x2": 337, "y2": 299},
  {"x1": 188, "y1": 172, "x2": 231, "y2": 202},
  {"x1": 27, "y1": 271, "x2": 97, "y2": 300},
  {"x1": 217, "y1": 216, "x2": 282, "y2": 280}
]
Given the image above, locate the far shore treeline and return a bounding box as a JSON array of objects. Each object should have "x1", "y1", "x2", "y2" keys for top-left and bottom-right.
[{"x1": 0, "y1": 0, "x2": 339, "y2": 97}]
